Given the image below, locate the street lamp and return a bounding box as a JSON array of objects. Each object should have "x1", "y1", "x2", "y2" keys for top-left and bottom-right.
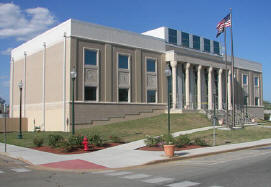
[
  {"x1": 17, "y1": 80, "x2": 23, "y2": 139},
  {"x1": 164, "y1": 63, "x2": 172, "y2": 135},
  {"x1": 70, "y1": 68, "x2": 77, "y2": 135},
  {"x1": 212, "y1": 88, "x2": 217, "y2": 146}
]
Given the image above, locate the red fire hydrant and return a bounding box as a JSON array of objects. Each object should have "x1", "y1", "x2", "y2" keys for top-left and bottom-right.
[{"x1": 82, "y1": 136, "x2": 89, "y2": 151}]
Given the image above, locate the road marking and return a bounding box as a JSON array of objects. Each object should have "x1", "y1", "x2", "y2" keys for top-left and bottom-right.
[
  {"x1": 10, "y1": 168, "x2": 31, "y2": 173},
  {"x1": 142, "y1": 177, "x2": 174, "y2": 184},
  {"x1": 121, "y1": 173, "x2": 151, "y2": 179},
  {"x1": 209, "y1": 186, "x2": 223, "y2": 187},
  {"x1": 0, "y1": 170, "x2": 4, "y2": 174},
  {"x1": 92, "y1": 170, "x2": 116, "y2": 174},
  {"x1": 166, "y1": 181, "x2": 200, "y2": 187},
  {"x1": 106, "y1": 171, "x2": 132, "y2": 176}
]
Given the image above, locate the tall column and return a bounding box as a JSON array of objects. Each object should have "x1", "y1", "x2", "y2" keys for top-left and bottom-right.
[
  {"x1": 10, "y1": 57, "x2": 14, "y2": 117},
  {"x1": 197, "y1": 65, "x2": 202, "y2": 110},
  {"x1": 228, "y1": 70, "x2": 232, "y2": 110},
  {"x1": 218, "y1": 68, "x2": 223, "y2": 110},
  {"x1": 208, "y1": 67, "x2": 213, "y2": 110},
  {"x1": 185, "y1": 63, "x2": 190, "y2": 109},
  {"x1": 23, "y1": 51, "x2": 27, "y2": 117},
  {"x1": 42, "y1": 42, "x2": 46, "y2": 131},
  {"x1": 170, "y1": 61, "x2": 177, "y2": 109},
  {"x1": 63, "y1": 32, "x2": 67, "y2": 132}
]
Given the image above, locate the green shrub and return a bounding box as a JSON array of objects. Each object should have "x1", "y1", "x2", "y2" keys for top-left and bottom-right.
[
  {"x1": 87, "y1": 133, "x2": 104, "y2": 146},
  {"x1": 162, "y1": 134, "x2": 175, "y2": 145},
  {"x1": 61, "y1": 140, "x2": 73, "y2": 152},
  {"x1": 33, "y1": 136, "x2": 44, "y2": 147},
  {"x1": 67, "y1": 135, "x2": 83, "y2": 149},
  {"x1": 144, "y1": 135, "x2": 162, "y2": 147},
  {"x1": 48, "y1": 134, "x2": 64, "y2": 148},
  {"x1": 175, "y1": 135, "x2": 191, "y2": 148},
  {"x1": 264, "y1": 114, "x2": 270, "y2": 120},
  {"x1": 109, "y1": 135, "x2": 123, "y2": 143},
  {"x1": 194, "y1": 137, "x2": 208, "y2": 146}
]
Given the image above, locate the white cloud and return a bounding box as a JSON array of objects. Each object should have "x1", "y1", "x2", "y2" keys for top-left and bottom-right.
[
  {"x1": 1, "y1": 47, "x2": 12, "y2": 55},
  {"x1": 0, "y1": 3, "x2": 56, "y2": 41}
]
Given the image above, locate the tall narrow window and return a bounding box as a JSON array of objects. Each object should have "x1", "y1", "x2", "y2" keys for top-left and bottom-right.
[
  {"x1": 193, "y1": 35, "x2": 200, "y2": 50},
  {"x1": 147, "y1": 90, "x2": 156, "y2": 103},
  {"x1": 182, "y1": 32, "x2": 189, "y2": 48},
  {"x1": 119, "y1": 88, "x2": 129, "y2": 102},
  {"x1": 204, "y1": 38, "x2": 210, "y2": 52},
  {"x1": 84, "y1": 48, "x2": 99, "y2": 102},
  {"x1": 119, "y1": 55, "x2": 129, "y2": 69},
  {"x1": 118, "y1": 54, "x2": 130, "y2": 102},
  {"x1": 255, "y1": 97, "x2": 259, "y2": 106},
  {"x1": 147, "y1": 59, "x2": 156, "y2": 72},
  {"x1": 254, "y1": 77, "x2": 259, "y2": 87},
  {"x1": 213, "y1": 41, "x2": 220, "y2": 55},
  {"x1": 85, "y1": 87, "x2": 96, "y2": 101},
  {"x1": 168, "y1": 28, "x2": 177, "y2": 45},
  {"x1": 243, "y1": 75, "x2": 248, "y2": 85},
  {"x1": 85, "y1": 49, "x2": 97, "y2": 65}
]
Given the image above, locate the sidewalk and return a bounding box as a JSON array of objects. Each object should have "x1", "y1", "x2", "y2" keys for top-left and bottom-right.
[{"x1": 1, "y1": 126, "x2": 271, "y2": 170}]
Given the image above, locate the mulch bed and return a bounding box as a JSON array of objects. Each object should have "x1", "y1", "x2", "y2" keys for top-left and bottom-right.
[
  {"x1": 137, "y1": 145, "x2": 203, "y2": 151},
  {"x1": 32, "y1": 143, "x2": 122, "y2": 155}
]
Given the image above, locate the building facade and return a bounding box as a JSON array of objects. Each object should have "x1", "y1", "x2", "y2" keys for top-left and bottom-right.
[{"x1": 9, "y1": 19, "x2": 263, "y2": 131}]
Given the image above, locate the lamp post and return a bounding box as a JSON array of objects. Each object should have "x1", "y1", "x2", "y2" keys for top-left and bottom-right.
[
  {"x1": 212, "y1": 88, "x2": 217, "y2": 146},
  {"x1": 70, "y1": 69, "x2": 77, "y2": 135},
  {"x1": 164, "y1": 64, "x2": 172, "y2": 135},
  {"x1": 17, "y1": 80, "x2": 23, "y2": 139}
]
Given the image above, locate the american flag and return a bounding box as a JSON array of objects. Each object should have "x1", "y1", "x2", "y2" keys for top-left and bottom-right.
[{"x1": 216, "y1": 13, "x2": 231, "y2": 38}]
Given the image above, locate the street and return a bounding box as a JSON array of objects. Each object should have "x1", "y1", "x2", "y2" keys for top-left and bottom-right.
[{"x1": 0, "y1": 146, "x2": 271, "y2": 187}]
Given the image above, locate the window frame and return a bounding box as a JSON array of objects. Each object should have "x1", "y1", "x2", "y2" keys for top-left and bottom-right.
[
  {"x1": 181, "y1": 32, "x2": 190, "y2": 48},
  {"x1": 242, "y1": 74, "x2": 248, "y2": 86},
  {"x1": 83, "y1": 47, "x2": 99, "y2": 102},
  {"x1": 203, "y1": 38, "x2": 210, "y2": 52},
  {"x1": 168, "y1": 28, "x2": 177, "y2": 45},
  {"x1": 254, "y1": 76, "x2": 259, "y2": 87},
  {"x1": 213, "y1": 41, "x2": 220, "y2": 55},
  {"x1": 147, "y1": 90, "x2": 157, "y2": 103},
  {"x1": 145, "y1": 57, "x2": 158, "y2": 103},
  {"x1": 117, "y1": 52, "x2": 131, "y2": 103},
  {"x1": 192, "y1": 35, "x2": 200, "y2": 50}
]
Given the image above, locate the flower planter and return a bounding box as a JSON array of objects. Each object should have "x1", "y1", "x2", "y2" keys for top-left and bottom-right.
[{"x1": 163, "y1": 144, "x2": 175, "y2": 157}]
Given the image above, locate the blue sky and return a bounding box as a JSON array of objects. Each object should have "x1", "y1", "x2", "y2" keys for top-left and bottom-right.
[{"x1": 0, "y1": 0, "x2": 270, "y2": 103}]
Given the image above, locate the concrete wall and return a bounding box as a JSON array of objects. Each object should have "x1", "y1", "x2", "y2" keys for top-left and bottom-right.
[
  {"x1": 11, "y1": 39, "x2": 71, "y2": 132},
  {"x1": 0, "y1": 118, "x2": 28, "y2": 132},
  {"x1": 72, "y1": 37, "x2": 165, "y2": 104},
  {"x1": 72, "y1": 102, "x2": 166, "y2": 125}
]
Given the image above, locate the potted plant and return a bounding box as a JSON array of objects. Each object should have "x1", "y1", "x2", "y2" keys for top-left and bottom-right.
[{"x1": 162, "y1": 134, "x2": 175, "y2": 157}]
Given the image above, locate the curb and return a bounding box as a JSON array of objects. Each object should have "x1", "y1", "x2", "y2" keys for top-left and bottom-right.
[{"x1": 144, "y1": 143, "x2": 271, "y2": 166}]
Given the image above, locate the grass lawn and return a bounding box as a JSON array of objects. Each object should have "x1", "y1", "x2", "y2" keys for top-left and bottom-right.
[
  {"x1": 188, "y1": 126, "x2": 271, "y2": 146},
  {"x1": 0, "y1": 113, "x2": 211, "y2": 148}
]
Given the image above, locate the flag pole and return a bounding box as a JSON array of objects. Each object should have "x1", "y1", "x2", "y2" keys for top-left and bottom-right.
[
  {"x1": 230, "y1": 8, "x2": 235, "y2": 127},
  {"x1": 224, "y1": 28, "x2": 229, "y2": 128}
]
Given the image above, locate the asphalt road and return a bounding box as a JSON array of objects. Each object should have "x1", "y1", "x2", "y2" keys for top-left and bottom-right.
[{"x1": 1, "y1": 145, "x2": 271, "y2": 187}]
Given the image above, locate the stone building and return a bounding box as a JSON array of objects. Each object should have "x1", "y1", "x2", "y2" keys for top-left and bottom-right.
[{"x1": 9, "y1": 19, "x2": 263, "y2": 131}]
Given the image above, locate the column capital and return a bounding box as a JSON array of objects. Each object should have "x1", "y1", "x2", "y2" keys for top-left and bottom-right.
[
  {"x1": 219, "y1": 68, "x2": 223, "y2": 75},
  {"x1": 170, "y1": 61, "x2": 177, "y2": 68},
  {"x1": 208, "y1": 66, "x2": 213, "y2": 73},
  {"x1": 24, "y1": 51, "x2": 27, "y2": 56},
  {"x1": 43, "y1": 42, "x2": 46, "y2": 48},
  {"x1": 198, "y1": 65, "x2": 202, "y2": 71},
  {"x1": 10, "y1": 57, "x2": 14, "y2": 64},
  {"x1": 186, "y1": 63, "x2": 191, "y2": 69}
]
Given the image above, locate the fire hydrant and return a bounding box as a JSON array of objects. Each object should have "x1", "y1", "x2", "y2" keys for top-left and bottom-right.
[{"x1": 82, "y1": 136, "x2": 89, "y2": 151}]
